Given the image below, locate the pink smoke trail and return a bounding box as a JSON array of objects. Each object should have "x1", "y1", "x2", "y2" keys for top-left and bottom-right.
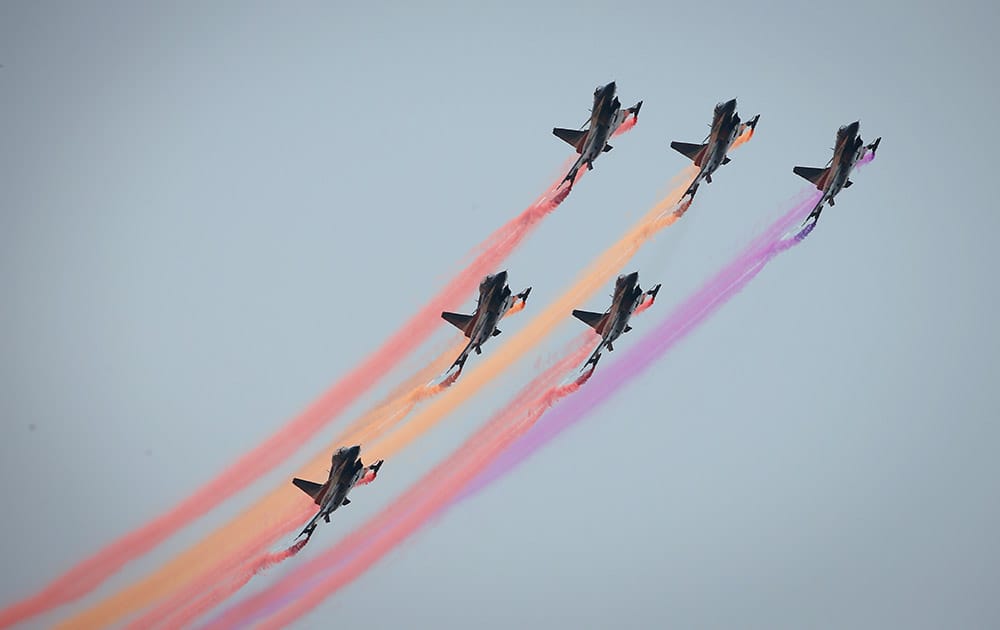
[
  {"x1": 0, "y1": 113, "x2": 641, "y2": 629},
  {"x1": 205, "y1": 191, "x2": 821, "y2": 628},
  {"x1": 460, "y1": 197, "x2": 819, "y2": 497}
]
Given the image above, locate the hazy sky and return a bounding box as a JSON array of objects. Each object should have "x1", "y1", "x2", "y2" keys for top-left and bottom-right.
[{"x1": 1, "y1": 1, "x2": 998, "y2": 628}]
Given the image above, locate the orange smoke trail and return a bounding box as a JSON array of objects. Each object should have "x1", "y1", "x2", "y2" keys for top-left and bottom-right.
[
  {"x1": 206, "y1": 171, "x2": 693, "y2": 626},
  {"x1": 52, "y1": 292, "x2": 533, "y2": 629},
  {"x1": 59, "y1": 167, "x2": 695, "y2": 630},
  {"x1": 128, "y1": 505, "x2": 316, "y2": 630},
  {"x1": 1, "y1": 120, "x2": 643, "y2": 629},
  {"x1": 61, "y1": 124, "x2": 746, "y2": 628},
  {"x1": 134, "y1": 535, "x2": 310, "y2": 630}
]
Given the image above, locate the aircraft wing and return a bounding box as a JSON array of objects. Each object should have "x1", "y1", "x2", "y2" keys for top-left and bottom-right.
[
  {"x1": 792, "y1": 166, "x2": 831, "y2": 189},
  {"x1": 670, "y1": 141, "x2": 708, "y2": 167},
  {"x1": 553, "y1": 127, "x2": 588, "y2": 153},
  {"x1": 573, "y1": 309, "x2": 606, "y2": 332},
  {"x1": 441, "y1": 311, "x2": 474, "y2": 335},
  {"x1": 292, "y1": 478, "x2": 325, "y2": 502}
]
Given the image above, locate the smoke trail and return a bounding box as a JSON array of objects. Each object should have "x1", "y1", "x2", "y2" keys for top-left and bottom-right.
[
  {"x1": 462, "y1": 197, "x2": 818, "y2": 497},
  {"x1": 212, "y1": 191, "x2": 820, "y2": 628},
  {"x1": 57, "y1": 124, "x2": 735, "y2": 630},
  {"x1": 2, "y1": 122, "x2": 643, "y2": 629},
  {"x1": 134, "y1": 536, "x2": 310, "y2": 630},
  {"x1": 205, "y1": 339, "x2": 596, "y2": 629}
]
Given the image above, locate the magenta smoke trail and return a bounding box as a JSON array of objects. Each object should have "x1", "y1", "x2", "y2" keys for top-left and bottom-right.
[
  {"x1": 460, "y1": 192, "x2": 820, "y2": 498},
  {"x1": 210, "y1": 192, "x2": 821, "y2": 628}
]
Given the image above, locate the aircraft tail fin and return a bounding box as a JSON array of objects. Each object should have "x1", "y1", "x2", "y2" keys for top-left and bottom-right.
[
  {"x1": 583, "y1": 344, "x2": 603, "y2": 370},
  {"x1": 572, "y1": 309, "x2": 605, "y2": 331},
  {"x1": 792, "y1": 165, "x2": 829, "y2": 188},
  {"x1": 441, "y1": 311, "x2": 474, "y2": 335},
  {"x1": 553, "y1": 127, "x2": 587, "y2": 153},
  {"x1": 670, "y1": 141, "x2": 707, "y2": 166},
  {"x1": 292, "y1": 478, "x2": 325, "y2": 502},
  {"x1": 450, "y1": 343, "x2": 472, "y2": 370},
  {"x1": 803, "y1": 200, "x2": 825, "y2": 226}
]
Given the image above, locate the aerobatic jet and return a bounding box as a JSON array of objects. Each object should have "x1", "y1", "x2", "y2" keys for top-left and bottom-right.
[
  {"x1": 670, "y1": 98, "x2": 759, "y2": 199},
  {"x1": 793, "y1": 121, "x2": 880, "y2": 225},
  {"x1": 573, "y1": 271, "x2": 660, "y2": 370},
  {"x1": 293, "y1": 445, "x2": 383, "y2": 539},
  {"x1": 442, "y1": 270, "x2": 531, "y2": 370},
  {"x1": 552, "y1": 81, "x2": 642, "y2": 188}
]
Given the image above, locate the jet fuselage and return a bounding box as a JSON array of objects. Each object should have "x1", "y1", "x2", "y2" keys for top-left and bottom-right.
[
  {"x1": 699, "y1": 99, "x2": 742, "y2": 183},
  {"x1": 572, "y1": 82, "x2": 622, "y2": 179},
  {"x1": 600, "y1": 271, "x2": 644, "y2": 347},
  {"x1": 466, "y1": 271, "x2": 514, "y2": 354},
  {"x1": 821, "y1": 121, "x2": 865, "y2": 206}
]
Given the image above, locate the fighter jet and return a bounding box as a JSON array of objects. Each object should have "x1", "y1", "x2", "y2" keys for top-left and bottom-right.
[
  {"x1": 552, "y1": 81, "x2": 642, "y2": 188},
  {"x1": 573, "y1": 271, "x2": 660, "y2": 370},
  {"x1": 293, "y1": 445, "x2": 383, "y2": 539},
  {"x1": 442, "y1": 270, "x2": 531, "y2": 370},
  {"x1": 670, "y1": 98, "x2": 759, "y2": 199},
  {"x1": 794, "y1": 121, "x2": 880, "y2": 225}
]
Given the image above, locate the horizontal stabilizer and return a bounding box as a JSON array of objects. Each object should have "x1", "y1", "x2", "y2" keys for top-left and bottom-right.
[
  {"x1": 793, "y1": 165, "x2": 830, "y2": 187},
  {"x1": 670, "y1": 141, "x2": 708, "y2": 166},
  {"x1": 441, "y1": 311, "x2": 473, "y2": 335},
  {"x1": 553, "y1": 127, "x2": 587, "y2": 153},
  {"x1": 292, "y1": 478, "x2": 324, "y2": 501},
  {"x1": 572, "y1": 309, "x2": 605, "y2": 331}
]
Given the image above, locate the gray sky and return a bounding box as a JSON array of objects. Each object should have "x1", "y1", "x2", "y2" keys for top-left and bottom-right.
[{"x1": 1, "y1": 1, "x2": 997, "y2": 628}]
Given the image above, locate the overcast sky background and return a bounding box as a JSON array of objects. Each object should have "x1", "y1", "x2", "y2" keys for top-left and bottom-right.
[{"x1": 1, "y1": 1, "x2": 998, "y2": 628}]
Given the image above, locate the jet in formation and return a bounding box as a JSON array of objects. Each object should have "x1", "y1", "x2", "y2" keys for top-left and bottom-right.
[
  {"x1": 443, "y1": 270, "x2": 531, "y2": 370},
  {"x1": 573, "y1": 271, "x2": 660, "y2": 370},
  {"x1": 293, "y1": 445, "x2": 383, "y2": 539},
  {"x1": 553, "y1": 81, "x2": 642, "y2": 188},
  {"x1": 670, "y1": 98, "x2": 759, "y2": 199},
  {"x1": 794, "y1": 121, "x2": 880, "y2": 225}
]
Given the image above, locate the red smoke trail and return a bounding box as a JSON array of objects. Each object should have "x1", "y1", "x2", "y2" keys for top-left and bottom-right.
[
  {"x1": 0, "y1": 116, "x2": 641, "y2": 628},
  {"x1": 137, "y1": 536, "x2": 311, "y2": 630}
]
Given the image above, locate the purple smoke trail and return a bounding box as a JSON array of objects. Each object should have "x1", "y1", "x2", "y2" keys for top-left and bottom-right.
[
  {"x1": 205, "y1": 191, "x2": 826, "y2": 628},
  {"x1": 460, "y1": 192, "x2": 820, "y2": 498}
]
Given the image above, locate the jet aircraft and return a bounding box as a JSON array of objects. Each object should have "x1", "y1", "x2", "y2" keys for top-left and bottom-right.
[
  {"x1": 442, "y1": 270, "x2": 531, "y2": 370},
  {"x1": 573, "y1": 271, "x2": 660, "y2": 370},
  {"x1": 293, "y1": 445, "x2": 383, "y2": 539},
  {"x1": 670, "y1": 98, "x2": 759, "y2": 199},
  {"x1": 552, "y1": 81, "x2": 642, "y2": 188},
  {"x1": 793, "y1": 121, "x2": 880, "y2": 224}
]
